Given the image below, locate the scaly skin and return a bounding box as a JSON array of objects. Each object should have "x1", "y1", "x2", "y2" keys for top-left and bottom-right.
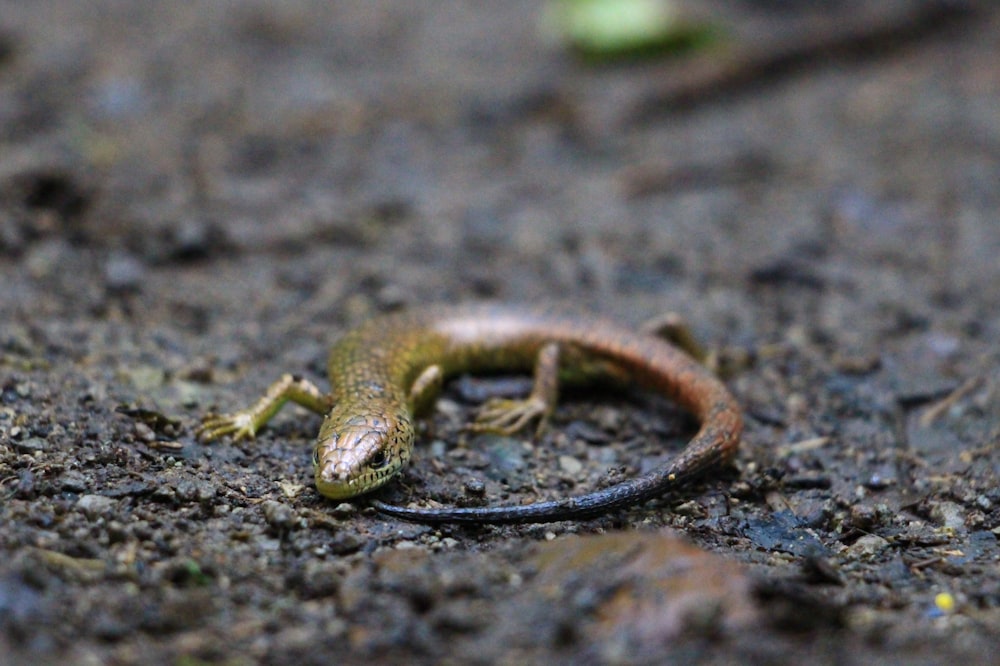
[{"x1": 197, "y1": 304, "x2": 743, "y2": 524}]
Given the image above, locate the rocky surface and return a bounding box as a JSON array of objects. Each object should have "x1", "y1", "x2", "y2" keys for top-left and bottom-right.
[{"x1": 2, "y1": 2, "x2": 999, "y2": 664}]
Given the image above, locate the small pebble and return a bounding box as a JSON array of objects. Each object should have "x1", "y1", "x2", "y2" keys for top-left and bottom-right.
[
  {"x1": 925, "y1": 333, "x2": 960, "y2": 359},
  {"x1": 14, "y1": 437, "x2": 48, "y2": 453},
  {"x1": 60, "y1": 470, "x2": 89, "y2": 493},
  {"x1": 77, "y1": 494, "x2": 117, "y2": 519},
  {"x1": 929, "y1": 501, "x2": 966, "y2": 531},
  {"x1": 558, "y1": 455, "x2": 584, "y2": 475},
  {"x1": 849, "y1": 504, "x2": 879, "y2": 530},
  {"x1": 262, "y1": 500, "x2": 296, "y2": 531},
  {"x1": 331, "y1": 502, "x2": 357, "y2": 518},
  {"x1": 847, "y1": 534, "x2": 889, "y2": 559},
  {"x1": 463, "y1": 478, "x2": 486, "y2": 496},
  {"x1": 672, "y1": 500, "x2": 706, "y2": 518},
  {"x1": 104, "y1": 252, "x2": 146, "y2": 292},
  {"x1": 133, "y1": 422, "x2": 157, "y2": 443}
]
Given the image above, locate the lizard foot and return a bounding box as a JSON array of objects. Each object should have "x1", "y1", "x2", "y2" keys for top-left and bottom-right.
[
  {"x1": 470, "y1": 396, "x2": 549, "y2": 437},
  {"x1": 195, "y1": 412, "x2": 258, "y2": 442}
]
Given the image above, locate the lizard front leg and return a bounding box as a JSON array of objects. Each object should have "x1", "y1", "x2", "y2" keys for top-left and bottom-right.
[{"x1": 197, "y1": 373, "x2": 331, "y2": 441}]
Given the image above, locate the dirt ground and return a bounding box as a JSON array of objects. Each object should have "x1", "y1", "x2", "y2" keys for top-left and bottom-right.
[{"x1": 2, "y1": 1, "x2": 1000, "y2": 664}]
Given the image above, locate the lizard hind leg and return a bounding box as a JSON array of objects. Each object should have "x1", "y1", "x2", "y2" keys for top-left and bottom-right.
[{"x1": 471, "y1": 342, "x2": 559, "y2": 437}]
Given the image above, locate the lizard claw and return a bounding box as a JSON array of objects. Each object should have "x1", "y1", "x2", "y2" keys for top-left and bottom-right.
[
  {"x1": 195, "y1": 412, "x2": 257, "y2": 442},
  {"x1": 470, "y1": 396, "x2": 549, "y2": 437}
]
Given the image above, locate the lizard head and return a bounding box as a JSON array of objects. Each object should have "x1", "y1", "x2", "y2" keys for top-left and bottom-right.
[{"x1": 312, "y1": 408, "x2": 413, "y2": 500}]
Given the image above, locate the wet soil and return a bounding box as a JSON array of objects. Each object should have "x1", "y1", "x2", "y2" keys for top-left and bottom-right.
[{"x1": 2, "y1": 2, "x2": 1000, "y2": 664}]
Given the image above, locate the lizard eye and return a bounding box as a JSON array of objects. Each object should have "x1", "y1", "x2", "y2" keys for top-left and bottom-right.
[{"x1": 369, "y1": 450, "x2": 389, "y2": 470}]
